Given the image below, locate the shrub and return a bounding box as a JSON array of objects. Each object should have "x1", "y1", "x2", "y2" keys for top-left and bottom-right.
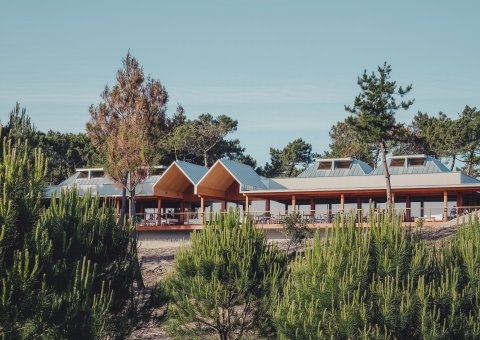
[
  {"x1": 0, "y1": 136, "x2": 150, "y2": 339},
  {"x1": 273, "y1": 212, "x2": 480, "y2": 339},
  {"x1": 165, "y1": 212, "x2": 287, "y2": 339}
]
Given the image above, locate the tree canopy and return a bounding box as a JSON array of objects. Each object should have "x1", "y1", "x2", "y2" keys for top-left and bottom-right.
[
  {"x1": 346, "y1": 62, "x2": 414, "y2": 208},
  {"x1": 259, "y1": 138, "x2": 316, "y2": 177}
]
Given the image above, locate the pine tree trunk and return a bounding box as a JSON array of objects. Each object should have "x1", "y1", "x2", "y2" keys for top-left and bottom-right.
[
  {"x1": 204, "y1": 151, "x2": 208, "y2": 167},
  {"x1": 467, "y1": 151, "x2": 475, "y2": 176},
  {"x1": 450, "y1": 156, "x2": 456, "y2": 171},
  {"x1": 130, "y1": 187, "x2": 136, "y2": 222},
  {"x1": 380, "y1": 141, "x2": 392, "y2": 211},
  {"x1": 119, "y1": 173, "x2": 128, "y2": 227}
]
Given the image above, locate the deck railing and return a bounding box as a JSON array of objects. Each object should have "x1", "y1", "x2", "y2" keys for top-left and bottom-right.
[{"x1": 132, "y1": 206, "x2": 480, "y2": 227}]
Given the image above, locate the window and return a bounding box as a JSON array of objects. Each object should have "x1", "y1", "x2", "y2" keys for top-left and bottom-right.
[
  {"x1": 408, "y1": 158, "x2": 425, "y2": 167},
  {"x1": 335, "y1": 160, "x2": 351, "y2": 169},
  {"x1": 77, "y1": 171, "x2": 88, "y2": 179},
  {"x1": 150, "y1": 168, "x2": 165, "y2": 176},
  {"x1": 390, "y1": 158, "x2": 405, "y2": 167},
  {"x1": 90, "y1": 170, "x2": 104, "y2": 178},
  {"x1": 318, "y1": 161, "x2": 332, "y2": 170}
]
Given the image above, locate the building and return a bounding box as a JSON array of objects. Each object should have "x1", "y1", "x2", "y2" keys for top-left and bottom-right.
[{"x1": 44, "y1": 155, "x2": 480, "y2": 229}]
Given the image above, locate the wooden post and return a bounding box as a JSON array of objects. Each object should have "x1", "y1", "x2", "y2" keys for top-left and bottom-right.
[
  {"x1": 245, "y1": 195, "x2": 249, "y2": 214},
  {"x1": 356, "y1": 197, "x2": 362, "y2": 226},
  {"x1": 180, "y1": 200, "x2": 185, "y2": 224},
  {"x1": 406, "y1": 196, "x2": 411, "y2": 222},
  {"x1": 200, "y1": 196, "x2": 205, "y2": 224},
  {"x1": 221, "y1": 200, "x2": 226, "y2": 212},
  {"x1": 310, "y1": 198, "x2": 315, "y2": 222},
  {"x1": 456, "y1": 193, "x2": 463, "y2": 214},
  {"x1": 292, "y1": 195, "x2": 296, "y2": 212},
  {"x1": 265, "y1": 199, "x2": 271, "y2": 213},
  {"x1": 443, "y1": 191, "x2": 448, "y2": 222},
  {"x1": 340, "y1": 193, "x2": 345, "y2": 223},
  {"x1": 157, "y1": 198, "x2": 162, "y2": 225},
  {"x1": 392, "y1": 192, "x2": 395, "y2": 207}
]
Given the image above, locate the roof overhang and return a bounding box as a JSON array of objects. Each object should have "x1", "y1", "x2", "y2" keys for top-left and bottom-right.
[{"x1": 153, "y1": 162, "x2": 195, "y2": 199}]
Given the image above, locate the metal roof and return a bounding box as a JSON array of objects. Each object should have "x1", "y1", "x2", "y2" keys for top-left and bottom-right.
[
  {"x1": 175, "y1": 161, "x2": 209, "y2": 184},
  {"x1": 369, "y1": 156, "x2": 450, "y2": 175},
  {"x1": 218, "y1": 159, "x2": 267, "y2": 191},
  {"x1": 43, "y1": 173, "x2": 161, "y2": 198},
  {"x1": 297, "y1": 158, "x2": 373, "y2": 178}
]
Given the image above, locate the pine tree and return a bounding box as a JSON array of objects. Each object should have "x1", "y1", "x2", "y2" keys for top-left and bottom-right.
[{"x1": 164, "y1": 212, "x2": 287, "y2": 339}]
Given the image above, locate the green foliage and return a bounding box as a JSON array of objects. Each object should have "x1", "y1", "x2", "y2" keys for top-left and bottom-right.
[
  {"x1": 280, "y1": 212, "x2": 313, "y2": 253},
  {"x1": 164, "y1": 113, "x2": 248, "y2": 167},
  {"x1": 322, "y1": 118, "x2": 377, "y2": 167},
  {"x1": 0, "y1": 135, "x2": 150, "y2": 338},
  {"x1": 259, "y1": 138, "x2": 316, "y2": 177},
  {"x1": 165, "y1": 212, "x2": 287, "y2": 339},
  {"x1": 1, "y1": 103, "x2": 102, "y2": 184},
  {"x1": 273, "y1": 212, "x2": 480, "y2": 339}
]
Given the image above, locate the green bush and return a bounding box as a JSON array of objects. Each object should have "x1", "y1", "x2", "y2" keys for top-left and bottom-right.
[
  {"x1": 0, "y1": 136, "x2": 148, "y2": 339},
  {"x1": 273, "y1": 212, "x2": 480, "y2": 339},
  {"x1": 165, "y1": 212, "x2": 287, "y2": 339}
]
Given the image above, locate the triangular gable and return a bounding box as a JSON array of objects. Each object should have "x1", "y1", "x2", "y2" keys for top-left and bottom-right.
[{"x1": 153, "y1": 161, "x2": 208, "y2": 199}]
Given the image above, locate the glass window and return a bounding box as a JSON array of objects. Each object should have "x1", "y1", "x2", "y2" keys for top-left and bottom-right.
[
  {"x1": 318, "y1": 161, "x2": 332, "y2": 170},
  {"x1": 390, "y1": 158, "x2": 405, "y2": 167}
]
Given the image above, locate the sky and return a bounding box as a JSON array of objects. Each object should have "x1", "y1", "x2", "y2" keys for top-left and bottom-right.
[{"x1": 1, "y1": 0, "x2": 479, "y2": 165}]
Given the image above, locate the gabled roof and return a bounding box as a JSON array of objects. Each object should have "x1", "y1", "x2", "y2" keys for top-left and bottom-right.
[
  {"x1": 218, "y1": 159, "x2": 267, "y2": 191},
  {"x1": 44, "y1": 173, "x2": 161, "y2": 198},
  {"x1": 175, "y1": 160, "x2": 209, "y2": 184},
  {"x1": 298, "y1": 158, "x2": 373, "y2": 178},
  {"x1": 369, "y1": 155, "x2": 450, "y2": 175}
]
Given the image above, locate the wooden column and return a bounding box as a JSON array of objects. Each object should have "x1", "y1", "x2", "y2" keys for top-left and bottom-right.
[
  {"x1": 245, "y1": 195, "x2": 250, "y2": 214},
  {"x1": 457, "y1": 193, "x2": 463, "y2": 214},
  {"x1": 265, "y1": 199, "x2": 271, "y2": 213},
  {"x1": 310, "y1": 198, "x2": 315, "y2": 221},
  {"x1": 157, "y1": 198, "x2": 162, "y2": 225},
  {"x1": 200, "y1": 196, "x2": 205, "y2": 224},
  {"x1": 221, "y1": 200, "x2": 226, "y2": 212},
  {"x1": 340, "y1": 193, "x2": 345, "y2": 223},
  {"x1": 405, "y1": 196, "x2": 411, "y2": 222},
  {"x1": 292, "y1": 195, "x2": 296, "y2": 212},
  {"x1": 443, "y1": 191, "x2": 448, "y2": 222},
  {"x1": 180, "y1": 200, "x2": 185, "y2": 224},
  {"x1": 356, "y1": 197, "x2": 362, "y2": 226},
  {"x1": 392, "y1": 192, "x2": 395, "y2": 207}
]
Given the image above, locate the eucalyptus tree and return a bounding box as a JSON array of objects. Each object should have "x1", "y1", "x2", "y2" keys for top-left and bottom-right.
[{"x1": 345, "y1": 63, "x2": 414, "y2": 209}]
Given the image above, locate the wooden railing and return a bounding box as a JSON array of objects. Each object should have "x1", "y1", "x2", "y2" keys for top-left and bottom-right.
[{"x1": 131, "y1": 206, "x2": 480, "y2": 227}]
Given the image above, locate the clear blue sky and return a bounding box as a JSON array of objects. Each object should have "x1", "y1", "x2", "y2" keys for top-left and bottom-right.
[{"x1": 1, "y1": 1, "x2": 479, "y2": 165}]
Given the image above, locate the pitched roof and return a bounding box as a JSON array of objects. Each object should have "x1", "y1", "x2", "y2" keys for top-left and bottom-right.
[
  {"x1": 369, "y1": 155, "x2": 450, "y2": 175},
  {"x1": 298, "y1": 158, "x2": 373, "y2": 178},
  {"x1": 218, "y1": 159, "x2": 267, "y2": 191},
  {"x1": 43, "y1": 172, "x2": 161, "y2": 198},
  {"x1": 175, "y1": 160, "x2": 209, "y2": 184}
]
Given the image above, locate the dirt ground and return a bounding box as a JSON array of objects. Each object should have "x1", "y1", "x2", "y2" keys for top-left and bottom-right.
[{"x1": 129, "y1": 226, "x2": 458, "y2": 339}]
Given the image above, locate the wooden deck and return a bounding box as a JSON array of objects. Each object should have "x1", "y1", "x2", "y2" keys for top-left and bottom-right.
[{"x1": 136, "y1": 221, "x2": 445, "y2": 231}]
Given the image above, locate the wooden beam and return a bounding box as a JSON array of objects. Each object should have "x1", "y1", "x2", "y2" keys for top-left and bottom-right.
[
  {"x1": 155, "y1": 190, "x2": 183, "y2": 199},
  {"x1": 196, "y1": 187, "x2": 225, "y2": 198}
]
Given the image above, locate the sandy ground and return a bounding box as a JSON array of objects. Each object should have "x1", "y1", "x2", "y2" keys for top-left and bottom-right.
[{"x1": 129, "y1": 226, "x2": 457, "y2": 339}]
